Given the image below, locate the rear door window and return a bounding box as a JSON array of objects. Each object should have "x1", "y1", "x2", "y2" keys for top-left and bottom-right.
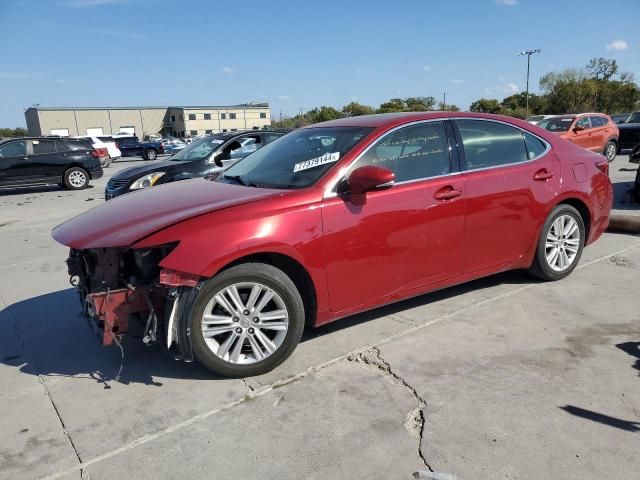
[
  {"x1": 30, "y1": 139, "x2": 57, "y2": 155},
  {"x1": 589, "y1": 116, "x2": 606, "y2": 128},
  {"x1": 456, "y1": 119, "x2": 528, "y2": 170}
]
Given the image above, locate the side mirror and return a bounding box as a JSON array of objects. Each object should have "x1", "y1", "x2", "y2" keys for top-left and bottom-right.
[
  {"x1": 573, "y1": 124, "x2": 586, "y2": 132},
  {"x1": 348, "y1": 165, "x2": 395, "y2": 195}
]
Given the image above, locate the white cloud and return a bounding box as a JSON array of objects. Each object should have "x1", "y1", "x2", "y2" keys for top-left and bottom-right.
[
  {"x1": 63, "y1": 0, "x2": 128, "y2": 7},
  {"x1": 277, "y1": 95, "x2": 290, "y2": 101},
  {"x1": 606, "y1": 40, "x2": 628, "y2": 51},
  {"x1": 221, "y1": 67, "x2": 234, "y2": 75},
  {"x1": 422, "y1": 65, "x2": 432, "y2": 72},
  {"x1": 450, "y1": 78, "x2": 464, "y2": 84},
  {"x1": 495, "y1": 0, "x2": 518, "y2": 5},
  {"x1": 505, "y1": 83, "x2": 519, "y2": 94}
]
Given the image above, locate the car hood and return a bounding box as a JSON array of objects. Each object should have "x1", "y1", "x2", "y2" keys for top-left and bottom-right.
[
  {"x1": 111, "y1": 159, "x2": 190, "y2": 180},
  {"x1": 618, "y1": 123, "x2": 640, "y2": 130},
  {"x1": 52, "y1": 178, "x2": 284, "y2": 249}
]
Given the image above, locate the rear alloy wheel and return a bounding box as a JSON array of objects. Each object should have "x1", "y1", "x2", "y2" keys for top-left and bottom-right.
[
  {"x1": 144, "y1": 149, "x2": 157, "y2": 160},
  {"x1": 529, "y1": 204, "x2": 585, "y2": 281},
  {"x1": 101, "y1": 157, "x2": 112, "y2": 168},
  {"x1": 604, "y1": 141, "x2": 617, "y2": 162},
  {"x1": 189, "y1": 263, "x2": 305, "y2": 377},
  {"x1": 63, "y1": 167, "x2": 89, "y2": 190}
]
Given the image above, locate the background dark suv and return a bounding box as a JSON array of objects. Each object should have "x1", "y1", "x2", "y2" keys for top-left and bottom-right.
[
  {"x1": 105, "y1": 130, "x2": 287, "y2": 199},
  {"x1": 0, "y1": 137, "x2": 102, "y2": 190}
]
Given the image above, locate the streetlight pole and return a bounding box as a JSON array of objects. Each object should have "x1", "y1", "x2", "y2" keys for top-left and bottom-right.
[{"x1": 519, "y1": 49, "x2": 541, "y2": 119}]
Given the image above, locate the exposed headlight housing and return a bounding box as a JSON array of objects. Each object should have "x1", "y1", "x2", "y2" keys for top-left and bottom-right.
[{"x1": 129, "y1": 172, "x2": 165, "y2": 190}]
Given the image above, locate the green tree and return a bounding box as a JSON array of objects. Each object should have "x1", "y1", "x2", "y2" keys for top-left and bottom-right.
[
  {"x1": 437, "y1": 102, "x2": 460, "y2": 112},
  {"x1": 0, "y1": 127, "x2": 28, "y2": 138},
  {"x1": 307, "y1": 106, "x2": 343, "y2": 123},
  {"x1": 586, "y1": 57, "x2": 618, "y2": 81},
  {"x1": 469, "y1": 98, "x2": 501, "y2": 114},
  {"x1": 377, "y1": 97, "x2": 436, "y2": 113},
  {"x1": 342, "y1": 101, "x2": 375, "y2": 117}
]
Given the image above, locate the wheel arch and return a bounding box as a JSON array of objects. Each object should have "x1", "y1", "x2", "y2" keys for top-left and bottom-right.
[
  {"x1": 217, "y1": 252, "x2": 318, "y2": 328},
  {"x1": 553, "y1": 196, "x2": 592, "y2": 241}
]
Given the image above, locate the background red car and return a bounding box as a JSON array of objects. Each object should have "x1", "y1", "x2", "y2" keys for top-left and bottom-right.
[{"x1": 52, "y1": 112, "x2": 613, "y2": 377}]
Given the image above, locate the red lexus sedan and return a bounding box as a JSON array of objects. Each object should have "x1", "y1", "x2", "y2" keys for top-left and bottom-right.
[{"x1": 52, "y1": 112, "x2": 613, "y2": 377}]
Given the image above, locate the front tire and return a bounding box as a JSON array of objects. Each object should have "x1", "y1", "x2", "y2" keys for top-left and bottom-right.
[
  {"x1": 144, "y1": 149, "x2": 157, "y2": 160},
  {"x1": 604, "y1": 141, "x2": 617, "y2": 162},
  {"x1": 189, "y1": 263, "x2": 305, "y2": 378},
  {"x1": 529, "y1": 205, "x2": 585, "y2": 281},
  {"x1": 63, "y1": 167, "x2": 89, "y2": 190}
]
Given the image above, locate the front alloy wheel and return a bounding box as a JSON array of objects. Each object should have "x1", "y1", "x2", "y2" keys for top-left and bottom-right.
[
  {"x1": 189, "y1": 263, "x2": 305, "y2": 377},
  {"x1": 201, "y1": 282, "x2": 289, "y2": 364}
]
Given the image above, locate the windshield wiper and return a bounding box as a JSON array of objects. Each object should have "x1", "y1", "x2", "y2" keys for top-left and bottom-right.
[{"x1": 221, "y1": 174, "x2": 260, "y2": 188}]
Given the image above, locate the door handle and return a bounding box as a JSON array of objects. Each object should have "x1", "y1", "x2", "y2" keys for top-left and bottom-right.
[
  {"x1": 533, "y1": 169, "x2": 554, "y2": 181},
  {"x1": 434, "y1": 187, "x2": 463, "y2": 200}
]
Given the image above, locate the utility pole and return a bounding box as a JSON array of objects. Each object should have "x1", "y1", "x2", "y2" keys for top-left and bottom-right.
[
  {"x1": 518, "y1": 49, "x2": 541, "y2": 119},
  {"x1": 443, "y1": 92, "x2": 446, "y2": 109}
]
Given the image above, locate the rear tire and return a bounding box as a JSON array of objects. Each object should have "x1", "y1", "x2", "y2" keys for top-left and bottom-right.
[
  {"x1": 101, "y1": 157, "x2": 111, "y2": 168},
  {"x1": 604, "y1": 141, "x2": 617, "y2": 162},
  {"x1": 189, "y1": 263, "x2": 305, "y2": 378},
  {"x1": 63, "y1": 167, "x2": 89, "y2": 190},
  {"x1": 144, "y1": 149, "x2": 157, "y2": 160},
  {"x1": 528, "y1": 204, "x2": 585, "y2": 281}
]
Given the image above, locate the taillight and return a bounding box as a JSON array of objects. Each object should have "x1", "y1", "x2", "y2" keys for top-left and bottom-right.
[
  {"x1": 91, "y1": 148, "x2": 108, "y2": 158},
  {"x1": 595, "y1": 160, "x2": 609, "y2": 176},
  {"x1": 160, "y1": 142, "x2": 164, "y2": 148}
]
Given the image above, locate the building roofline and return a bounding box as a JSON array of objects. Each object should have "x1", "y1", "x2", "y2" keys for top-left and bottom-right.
[{"x1": 26, "y1": 103, "x2": 269, "y2": 112}]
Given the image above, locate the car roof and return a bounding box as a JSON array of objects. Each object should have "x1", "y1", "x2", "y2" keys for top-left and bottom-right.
[{"x1": 302, "y1": 111, "x2": 542, "y2": 130}]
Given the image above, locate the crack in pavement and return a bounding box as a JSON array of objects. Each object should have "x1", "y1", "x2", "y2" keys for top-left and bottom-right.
[{"x1": 348, "y1": 347, "x2": 433, "y2": 473}]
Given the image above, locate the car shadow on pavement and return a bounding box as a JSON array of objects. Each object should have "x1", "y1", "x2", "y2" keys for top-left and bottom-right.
[
  {"x1": 616, "y1": 341, "x2": 640, "y2": 376},
  {"x1": 1, "y1": 271, "x2": 537, "y2": 387},
  {"x1": 304, "y1": 269, "x2": 536, "y2": 341},
  {"x1": 0, "y1": 288, "x2": 216, "y2": 388},
  {"x1": 559, "y1": 405, "x2": 640, "y2": 432}
]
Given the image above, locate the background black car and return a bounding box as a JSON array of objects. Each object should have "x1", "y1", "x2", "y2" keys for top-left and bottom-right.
[
  {"x1": 0, "y1": 137, "x2": 102, "y2": 190},
  {"x1": 618, "y1": 112, "x2": 640, "y2": 152},
  {"x1": 105, "y1": 130, "x2": 287, "y2": 199}
]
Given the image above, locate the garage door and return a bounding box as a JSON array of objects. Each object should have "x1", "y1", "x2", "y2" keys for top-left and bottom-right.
[{"x1": 86, "y1": 127, "x2": 104, "y2": 136}]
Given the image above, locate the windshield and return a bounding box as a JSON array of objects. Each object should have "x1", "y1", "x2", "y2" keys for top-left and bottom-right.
[
  {"x1": 170, "y1": 136, "x2": 224, "y2": 161},
  {"x1": 628, "y1": 112, "x2": 640, "y2": 124},
  {"x1": 538, "y1": 116, "x2": 575, "y2": 132},
  {"x1": 220, "y1": 127, "x2": 373, "y2": 189}
]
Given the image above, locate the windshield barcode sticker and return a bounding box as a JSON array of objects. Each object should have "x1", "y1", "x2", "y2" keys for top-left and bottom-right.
[{"x1": 293, "y1": 152, "x2": 340, "y2": 172}]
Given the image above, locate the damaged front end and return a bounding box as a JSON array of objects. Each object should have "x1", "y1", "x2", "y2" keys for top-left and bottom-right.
[{"x1": 66, "y1": 244, "x2": 202, "y2": 361}]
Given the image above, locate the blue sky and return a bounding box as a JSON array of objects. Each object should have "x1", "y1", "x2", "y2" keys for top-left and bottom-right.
[{"x1": 1, "y1": 0, "x2": 639, "y2": 127}]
